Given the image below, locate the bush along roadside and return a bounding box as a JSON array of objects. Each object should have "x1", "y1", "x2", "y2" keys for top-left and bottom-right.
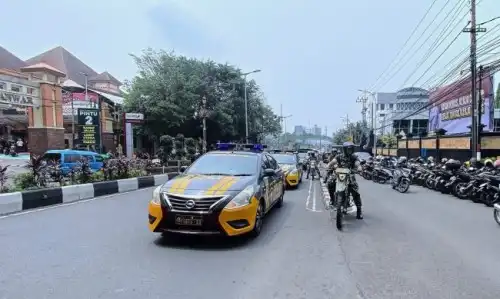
[
  {"x1": 0, "y1": 155, "x2": 190, "y2": 194},
  {"x1": 0, "y1": 172, "x2": 180, "y2": 216}
]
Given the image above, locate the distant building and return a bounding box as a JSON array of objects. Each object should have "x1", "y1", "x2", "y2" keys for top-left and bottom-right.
[
  {"x1": 313, "y1": 125, "x2": 321, "y2": 136},
  {"x1": 294, "y1": 125, "x2": 306, "y2": 135},
  {"x1": 368, "y1": 87, "x2": 429, "y2": 136}
]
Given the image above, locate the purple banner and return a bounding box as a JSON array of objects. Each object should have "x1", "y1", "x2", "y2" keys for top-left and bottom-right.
[{"x1": 428, "y1": 73, "x2": 494, "y2": 134}]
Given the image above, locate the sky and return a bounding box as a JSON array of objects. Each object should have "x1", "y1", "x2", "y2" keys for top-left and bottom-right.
[{"x1": 1, "y1": 0, "x2": 498, "y2": 136}]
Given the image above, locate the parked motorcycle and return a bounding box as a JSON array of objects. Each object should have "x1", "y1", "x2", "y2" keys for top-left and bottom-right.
[
  {"x1": 493, "y1": 203, "x2": 500, "y2": 226},
  {"x1": 391, "y1": 167, "x2": 411, "y2": 193}
]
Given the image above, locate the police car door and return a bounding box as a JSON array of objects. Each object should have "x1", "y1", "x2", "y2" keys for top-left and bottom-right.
[
  {"x1": 265, "y1": 154, "x2": 282, "y2": 206},
  {"x1": 261, "y1": 155, "x2": 275, "y2": 210}
]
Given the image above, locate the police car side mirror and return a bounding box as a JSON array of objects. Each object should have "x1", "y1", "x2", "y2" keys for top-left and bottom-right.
[
  {"x1": 180, "y1": 165, "x2": 188, "y2": 173},
  {"x1": 263, "y1": 168, "x2": 275, "y2": 177}
]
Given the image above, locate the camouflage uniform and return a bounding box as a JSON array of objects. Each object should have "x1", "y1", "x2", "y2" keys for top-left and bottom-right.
[{"x1": 328, "y1": 153, "x2": 363, "y2": 218}]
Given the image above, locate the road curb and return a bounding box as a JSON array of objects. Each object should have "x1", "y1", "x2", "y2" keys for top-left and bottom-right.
[
  {"x1": 320, "y1": 180, "x2": 330, "y2": 206},
  {"x1": 0, "y1": 172, "x2": 179, "y2": 216}
]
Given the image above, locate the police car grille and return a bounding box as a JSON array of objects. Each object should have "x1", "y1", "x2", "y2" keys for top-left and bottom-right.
[{"x1": 167, "y1": 195, "x2": 223, "y2": 211}]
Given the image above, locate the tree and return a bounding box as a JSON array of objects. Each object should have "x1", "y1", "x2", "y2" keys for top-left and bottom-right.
[
  {"x1": 124, "y1": 49, "x2": 281, "y2": 144},
  {"x1": 380, "y1": 134, "x2": 397, "y2": 148},
  {"x1": 174, "y1": 134, "x2": 186, "y2": 159},
  {"x1": 333, "y1": 121, "x2": 367, "y2": 145},
  {"x1": 184, "y1": 137, "x2": 197, "y2": 160},
  {"x1": 158, "y1": 135, "x2": 174, "y2": 163}
]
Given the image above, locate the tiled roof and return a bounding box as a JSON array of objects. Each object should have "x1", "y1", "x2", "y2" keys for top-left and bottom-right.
[
  {"x1": 21, "y1": 62, "x2": 65, "y2": 76},
  {"x1": 89, "y1": 71, "x2": 122, "y2": 85},
  {"x1": 0, "y1": 46, "x2": 27, "y2": 70},
  {"x1": 26, "y1": 46, "x2": 98, "y2": 87}
]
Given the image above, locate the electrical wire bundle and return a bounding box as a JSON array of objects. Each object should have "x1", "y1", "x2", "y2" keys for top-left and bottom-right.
[{"x1": 364, "y1": 0, "x2": 499, "y2": 133}]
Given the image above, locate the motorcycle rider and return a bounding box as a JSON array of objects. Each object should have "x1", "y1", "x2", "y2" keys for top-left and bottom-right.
[
  {"x1": 327, "y1": 141, "x2": 363, "y2": 219},
  {"x1": 306, "y1": 151, "x2": 321, "y2": 179}
]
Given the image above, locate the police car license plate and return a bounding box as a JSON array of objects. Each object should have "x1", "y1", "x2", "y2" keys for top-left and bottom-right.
[{"x1": 175, "y1": 215, "x2": 203, "y2": 226}]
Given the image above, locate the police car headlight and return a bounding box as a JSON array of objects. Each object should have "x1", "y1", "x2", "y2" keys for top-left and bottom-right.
[
  {"x1": 225, "y1": 185, "x2": 255, "y2": 210},
  {"x1": 151, "y1": 186, "x2": 162, "y2": 205}
]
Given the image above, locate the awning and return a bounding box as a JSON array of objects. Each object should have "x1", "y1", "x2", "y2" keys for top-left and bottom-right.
[{"x1": 88, "y1": 88, "x2": 124, "y2": 105}]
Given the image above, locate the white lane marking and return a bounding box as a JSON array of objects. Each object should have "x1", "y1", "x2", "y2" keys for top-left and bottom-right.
[
  {"x1": 0, "y1": 187, "x2": 155, "y2": 220},
  {"x1": 306, "y1": 179, "x2": 323, "y2": 212},
  {"x1": 305, "y1": 178, "x2": 312, "y2": 209},
  {"x1": 312, "y1": 180, "x2": 317, "y2": 211}
]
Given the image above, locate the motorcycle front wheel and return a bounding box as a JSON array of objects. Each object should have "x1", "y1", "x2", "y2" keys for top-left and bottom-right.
[
  {"x1": 396, "y1": 178, "x2": 410, "y2": 193},
  {"x1": 335, "y1": 193, "x2": 344, "y2": 231},
  {"x1": 454, "y1": 182, "x2": 469, "y2": 199},
  {"x1": 493, "y1": 209, "x2": 500, "y2": 226},
  {"x1": 425, "y1": 178, "x2": 434, "y2": 189}
]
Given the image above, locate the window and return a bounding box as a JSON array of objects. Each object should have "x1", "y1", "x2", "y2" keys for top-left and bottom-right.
[
  {"x1": 185, "y1": 153, "x2": 259, "y2": 175},
  {"x1": 379, "y1": 104, "x2": 385, "y2": 110},
  {"x1": 11, "y1": 85, "x2": 22, "y2": 92},
  {"x1": 64, "y1": 154, "x2": 81, "y2": 163},
  {"x1": 265, "y1": 154, "x2": 279, "y2": 169},
  {"x1": 27, "y1": 87, "x2": 34, "y2": 95},
  {"x1": 494, "y1": 119, "x2": 500, "y2": 132},
  {"x1": 271, "y1": 154, "x2": 296, "y2": 165},
  {"x1": 42, "y1": 153, "x2": 62, "y2": 163},
  {"x1": 411, "y1": 119, "x2": 428, "y2": 135},
  {"x1": 389, "y1": 104, "x2": 394, "y2": 110},
  {"x1": 95, "y1": 155, "x2": 104, "y2": 162},
  {"x1": 0, "y1": 82, "x2": 5, "y2": 90},
  {"x1": 81, "y1": 155, "x2": 95, "y2": 162}
]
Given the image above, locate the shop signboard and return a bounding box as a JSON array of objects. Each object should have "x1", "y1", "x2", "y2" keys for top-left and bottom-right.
[
  {"x1": 63, "y1": 92, "x2": 99, "y2": 116},
  {"x1": 77, "y1": 108, "x2": 100, "y2": 146}
]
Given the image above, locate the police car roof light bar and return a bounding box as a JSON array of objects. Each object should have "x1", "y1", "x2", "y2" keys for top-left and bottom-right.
[
  {"x1": 216, "y1": 143, "x2": 237, "y2": 150},
  {"x1": 242, "y1": 143, "x2": 268, "y2": 151}
]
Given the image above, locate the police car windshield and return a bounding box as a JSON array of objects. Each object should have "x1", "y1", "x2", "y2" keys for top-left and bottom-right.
[
  {"x1": 298, "y1": 153, "x2": 308, "y2": 160},
  {"x1": 185, "y1": 153, "x2": 259, "y2": 176},
  {"x1": 271, "y1": 154, "x2": 296, "y2": 165}
]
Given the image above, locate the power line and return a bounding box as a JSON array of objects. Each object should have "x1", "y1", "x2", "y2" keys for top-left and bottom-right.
[
  {"x1": 374, "y1": 0, "x2": 465, "y2": 92},
  {"x1": 369, "y1": 0, "x2": 440, "y2": 91}
]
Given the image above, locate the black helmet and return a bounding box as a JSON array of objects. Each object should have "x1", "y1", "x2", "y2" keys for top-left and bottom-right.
[{"x1": 342, "y1": 141, "x2": 355, "y2": 156}]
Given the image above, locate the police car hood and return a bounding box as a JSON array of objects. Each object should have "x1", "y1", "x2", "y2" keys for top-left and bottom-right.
[{"x1": 162, "y1": 174, "x2": 255, "y2": 195}]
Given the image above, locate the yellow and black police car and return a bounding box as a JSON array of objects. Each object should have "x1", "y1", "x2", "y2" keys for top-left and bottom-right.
[
  {"x1": 148, "y1": 143, "x2": 286, "y2": 238},
  {"x1": 270, "y1": 152, "x2": 302, "y2": 188}
]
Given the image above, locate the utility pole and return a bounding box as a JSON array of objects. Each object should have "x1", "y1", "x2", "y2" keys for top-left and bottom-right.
[
  {"x1": 463, "y1": 0, "x2": 485, "y2": 159},
  {"x1": 342, "y1": 114, "x2": 351, "y2": 141},
  {"x1": 358, "y1": 89, "x2": 377, "y2": 152},
  {"x1": 278, "y1": 104, "x2": 292, "y2": 147},
  {"x1": 242, "y1": 69, "x2": 261, "y2": 143},
  {"x1": 477, "y1": 65, "x2": 484, "y2": 150},
  {"x1": 356, "y1": 96, "x2": 368, "y2": 129}
]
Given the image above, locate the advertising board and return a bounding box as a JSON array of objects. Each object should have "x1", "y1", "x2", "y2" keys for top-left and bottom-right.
[{"x1": 428, "y1": 73, "x2": 494, "y2": 134}]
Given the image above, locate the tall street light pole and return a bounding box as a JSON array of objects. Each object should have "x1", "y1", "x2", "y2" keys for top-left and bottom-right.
[{"x1": 242, "y1": 69, "x2": 261, "y2": 143}]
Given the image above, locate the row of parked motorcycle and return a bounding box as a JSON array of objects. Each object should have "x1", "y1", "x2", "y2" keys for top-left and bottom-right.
[
  {"x1": 358, "y1": 156, "x2": 500, "y2": 226},
  {"x1": 359, "y1": 157, "x2": 412, "y2": 194}
]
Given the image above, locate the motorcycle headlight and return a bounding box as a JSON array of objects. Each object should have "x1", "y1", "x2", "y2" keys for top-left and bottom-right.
[
  {"x1": 224, "y1": 185, "x2": 255, "y2": 210},
  {"x1": 151, "y1": 185, "x2": 162, "y2": 205}
]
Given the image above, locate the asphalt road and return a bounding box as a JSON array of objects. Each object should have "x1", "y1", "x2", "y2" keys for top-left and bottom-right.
[{"x1": 1, "y1": 178, "x2": 500, "y2": 299}]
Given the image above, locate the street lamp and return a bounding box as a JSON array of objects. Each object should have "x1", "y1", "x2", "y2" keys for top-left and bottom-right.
[{"x1": 242, "y1": 69, "x2": 261, "y2": 143}]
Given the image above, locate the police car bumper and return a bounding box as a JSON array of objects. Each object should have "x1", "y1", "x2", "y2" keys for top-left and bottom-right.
[{"x1": 148, "y1": 197, "x2": 259, "y2": 237}]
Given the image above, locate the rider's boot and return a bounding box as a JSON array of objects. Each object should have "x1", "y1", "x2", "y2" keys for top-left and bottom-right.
[{"x1": 356, "y1": 206, "x2": 363, "y2": 219}]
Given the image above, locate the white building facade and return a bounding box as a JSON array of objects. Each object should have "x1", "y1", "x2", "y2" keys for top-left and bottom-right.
[{"x1": 368, "y1": 87, "x2": 429, "y2": 136}]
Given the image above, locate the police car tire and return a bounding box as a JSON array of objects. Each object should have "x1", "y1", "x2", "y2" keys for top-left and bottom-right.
[{"x1": 250, "y1": 200, "x2": 265, "y2": 238}]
